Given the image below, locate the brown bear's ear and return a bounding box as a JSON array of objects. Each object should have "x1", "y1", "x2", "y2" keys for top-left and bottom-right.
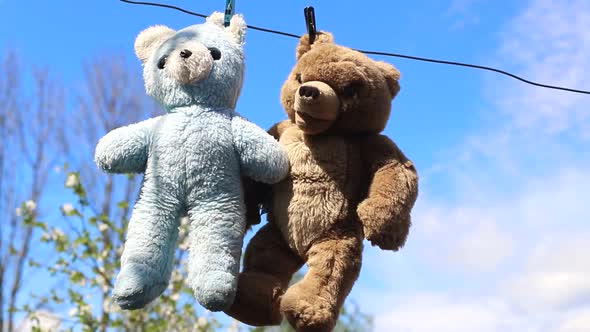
[
  {"x1": 134, "y1": 25, "x2": 176, "y2": 63},
  {"x1": 375, "y1": 61, "x2": 401, "y2": 97},
  {"x1": 295, "y1": 31, "x2": 334, "y2": 60}
]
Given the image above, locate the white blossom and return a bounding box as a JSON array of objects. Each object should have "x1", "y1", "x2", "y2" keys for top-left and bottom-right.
[
  {"x1": 15, "y1": 200, "x2": 36, "y2": 217},
  {"x1": 65, "y1": 173, "x2": 79, "y2": 188},
  {"x1": 101, "y1": 283, "x2": 109, "y2": 293},
  {"x1": 16, "y1": 310, "x2": 61, "y2": 332},
  {"x1": 178, "y1": 216, "x2": 189, "y2": 237},
  {"x1": 170, "y1": 269, "x2": 183, "y2": 283},
  {"x1": 98, "y1": 223, "x2": 109, "y2": 232},
  {"x1": 226, "y1": 319, "x2": 239, "y2": 332},
  {"x1": 170, "y1": 292, "x2": 180, "y2": 301},
  {"x1": 79, "y1": 303, "x2": 92, "y2": 314},
  {"x1": 197, "y1": 317, "x2": 208, "y2": 328},
  {"x1": 61, "y1": 203, "x2": 75, "y2": 215},
  {"x1": 68, "y1": 308, "x2": 77, "y2": 317},
  {"x1": 101, "y1": 249, "x2": 109, "y2": 257},
  {"x1": 179, "y1": 239, "x2": 189, "y2": 251},
  {"x1": 53, "y1": 260, "x2": 67, "y2": 269},
  {"x1": 52, "y1": 228, "x2": 65, "y2": 238},
  {"x1": 25, "y1": 200, "x2": 36, "y2": 211},
  {"x1": 97, "y1": 276, "x2": 110, "y2": 293},
  {"x1": 103, "y1": 299, "x2": 117, "y2": 313}
]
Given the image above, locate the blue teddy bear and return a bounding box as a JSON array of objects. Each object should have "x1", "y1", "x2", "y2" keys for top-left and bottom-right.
[{"x1": 94, "y1": 12, "x2": 289, "y2": 311}]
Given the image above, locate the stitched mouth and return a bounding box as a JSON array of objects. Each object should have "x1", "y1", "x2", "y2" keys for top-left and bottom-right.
[
  {"x1": 296, "y1": 111, "x2": 316, "y2": 122},
  {"x1": 296, "y1": 111, "x2": 330, "y2": 122},
  {"x1": 295, "y1": 111, "x2": 334, "y2": 130}
]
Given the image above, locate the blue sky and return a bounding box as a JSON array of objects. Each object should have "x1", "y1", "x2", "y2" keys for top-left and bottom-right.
[{"x1": 2, "y1": 0, "x2": 590, "y2": 331}]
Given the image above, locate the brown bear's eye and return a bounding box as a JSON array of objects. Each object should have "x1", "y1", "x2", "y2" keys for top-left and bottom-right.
[
  {"x1": 295, "y1": 73, "x2": 302, "y2": 84},
  {"x1": 342, "y1": 82, "x2": 362, "y2": 98}
]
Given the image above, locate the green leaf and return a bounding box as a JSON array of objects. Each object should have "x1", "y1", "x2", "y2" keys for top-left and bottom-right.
[
  {"x1": 27, "y1": 259, "x2": 41, "y2": 268},
  {"x1": 32, "y1": 221, "x2": 47, "y2": 230},
  {"x1": 98, "y1": 213, "x2": 109, "y2": 223}
]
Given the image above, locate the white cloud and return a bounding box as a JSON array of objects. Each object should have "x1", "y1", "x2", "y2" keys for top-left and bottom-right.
[
  {"x1": 448, "y1": 219, "x2": 514, "y2": 271},
  {"x1": 376, "y1": 294, "x2": 508, "y2": 332},
  {"x1": 503, "y1": 233, "x2": 590, "y2": 313},
  {"x1": 514, "y1": 168, "x2": 590, "y2": 229},
  {"x1": 374, "y1": 289, "x2": 590, "y2": 332},
  {"x1": 363, "y1": 2, "x2": 590, "y2": 331},
  {"x1": 407, "y1": 165, "x2": 590, "y2": 277},
  {"x1": 492, "y1": 0, "x2": 590, "y2": 137},
  {"x1": 556, "y1": 307, "x2": 590, "y2": 332},
  {"x1": 411, "y1": 202, "x2": 515, "y2": 273},
  {"x1": 372, "y1": 228, "x2": 590, "y2": 331}
]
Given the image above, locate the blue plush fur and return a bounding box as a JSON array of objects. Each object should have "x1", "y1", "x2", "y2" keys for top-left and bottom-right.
[{"x1": 94, "y1": 13, "x2": 289, "y2": 311}]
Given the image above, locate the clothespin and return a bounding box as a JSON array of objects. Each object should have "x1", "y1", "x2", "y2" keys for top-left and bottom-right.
[
  {"x1": 224, "y1": 0, "x2": 236, "y2": 27},
  {"x1": 304, "y1": 6, "x2": 317, "y2": 44}
]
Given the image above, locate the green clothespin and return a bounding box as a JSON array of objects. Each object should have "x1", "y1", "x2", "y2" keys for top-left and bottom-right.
[{"x1": 224, "y1": 0, "x2": 235, "y2": 27}]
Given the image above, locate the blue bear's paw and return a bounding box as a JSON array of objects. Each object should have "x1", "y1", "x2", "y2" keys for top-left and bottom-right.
[
  {"x1": 194, "y1": 270, "x2": 238, "y2": 312},
  {"x1": 112, "y1": 263, "x2": 168, "y2": 310}
]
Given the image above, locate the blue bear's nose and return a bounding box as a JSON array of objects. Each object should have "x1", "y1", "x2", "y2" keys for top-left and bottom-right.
[{"x1": 180, "y1": 49, "x2": 192, "y2": 58}]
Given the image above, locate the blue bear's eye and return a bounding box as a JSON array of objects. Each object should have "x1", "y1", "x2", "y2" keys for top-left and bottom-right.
[
  {"x1": 157, "y1": 56, "x2": 167, "y2": 70},
  {"x1": 208, "y1": 47, "x2": 221, "y2": 61}
]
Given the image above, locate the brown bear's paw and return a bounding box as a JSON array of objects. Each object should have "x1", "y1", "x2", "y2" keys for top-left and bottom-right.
[
  {"x1": 357, "y1": 200, "x2": 411, "y2": 251},
  {"x1": 280, "y1": 286, "x2": 336, "y2": 332},
  {"x1": 224, "y1": 272, "x2": 284, "y2": 326}
]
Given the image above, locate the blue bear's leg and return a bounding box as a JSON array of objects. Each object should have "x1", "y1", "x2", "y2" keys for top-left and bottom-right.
[
  {"x1": 187, "y1": 197, "x2": 246, "y2": 312},
  {"x1": 113, "y1": 186, "x2": 181, "y2": 310}
]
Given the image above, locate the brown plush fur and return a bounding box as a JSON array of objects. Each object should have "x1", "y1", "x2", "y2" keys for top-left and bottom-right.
[{"x1": 226, "y1": 32, "x2": 418, "y2": 332}]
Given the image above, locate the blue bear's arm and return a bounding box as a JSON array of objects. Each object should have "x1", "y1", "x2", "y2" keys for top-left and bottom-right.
[
  {"x1": 232, "y1": 115, "x2": 289, "y2": 184},
  {"x1": 94, "y1": 117, "x2": 161, "y2": 174}
]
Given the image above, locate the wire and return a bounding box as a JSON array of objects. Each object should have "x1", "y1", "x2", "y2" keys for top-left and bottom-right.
[
  {"x1": 119, "y1": 0, "x2": 300, "y2": 38},
  {"x1": 356, "y1": 50, "x2": 590, "y2": 94},
  {"x1": 120, "y1": 0, "x2": 206, "y2": 18},
  {"x1": 119, "y1": 0, "x2": 590, "y2": 95}
]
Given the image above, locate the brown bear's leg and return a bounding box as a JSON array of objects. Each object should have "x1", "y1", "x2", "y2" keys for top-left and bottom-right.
[
  {"x1": 281, "y1": 228, "x2": 362, "y2": 332},
  {"x1": 225, "y1": 223, "x2": 303, "y2": 326}
]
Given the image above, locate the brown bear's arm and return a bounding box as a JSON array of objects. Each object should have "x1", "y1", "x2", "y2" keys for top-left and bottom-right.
[
  {"x1": 267, "y1": 119, "x2": 293, "y2": 140},
  {"x1": 244, "y1": 119, "x2": 293, "y2": 229},
  {"x1": 357, "y1": 134, "x2": 418, "y2": 251}
]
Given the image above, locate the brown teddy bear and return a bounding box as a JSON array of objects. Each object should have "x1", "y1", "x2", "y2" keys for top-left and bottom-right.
[{"x1": 225, "y1": 32, "x2": 419, "y2": 331}]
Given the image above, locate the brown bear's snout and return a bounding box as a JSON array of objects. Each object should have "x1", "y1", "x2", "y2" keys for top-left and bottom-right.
[
  {"x1": 294, "y1": 82, "x2": 339, "y2": 116},
  {"x1": 293, "y1": 81, "x2": 340, "y2": 135},
  {"x1": 295, "y1": 81, "x2": 340, "y2": 108},
  {"x1": 299, "y1": 86, "x2": 320, "y2": 99}
]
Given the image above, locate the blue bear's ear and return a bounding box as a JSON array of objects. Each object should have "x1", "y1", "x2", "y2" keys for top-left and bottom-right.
[
  {"x1": 206, "y1": 12, "x2": 247, "y2": 46},
  {"x1": 134, "y1": 25, "x2": 176, "y2": 63},
  {"x1": 205, "y1": 12, "x2": 225, "y2": 27},
  {"x1": 226, "y1": 14, "x2": 247, "y2": 45}
]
